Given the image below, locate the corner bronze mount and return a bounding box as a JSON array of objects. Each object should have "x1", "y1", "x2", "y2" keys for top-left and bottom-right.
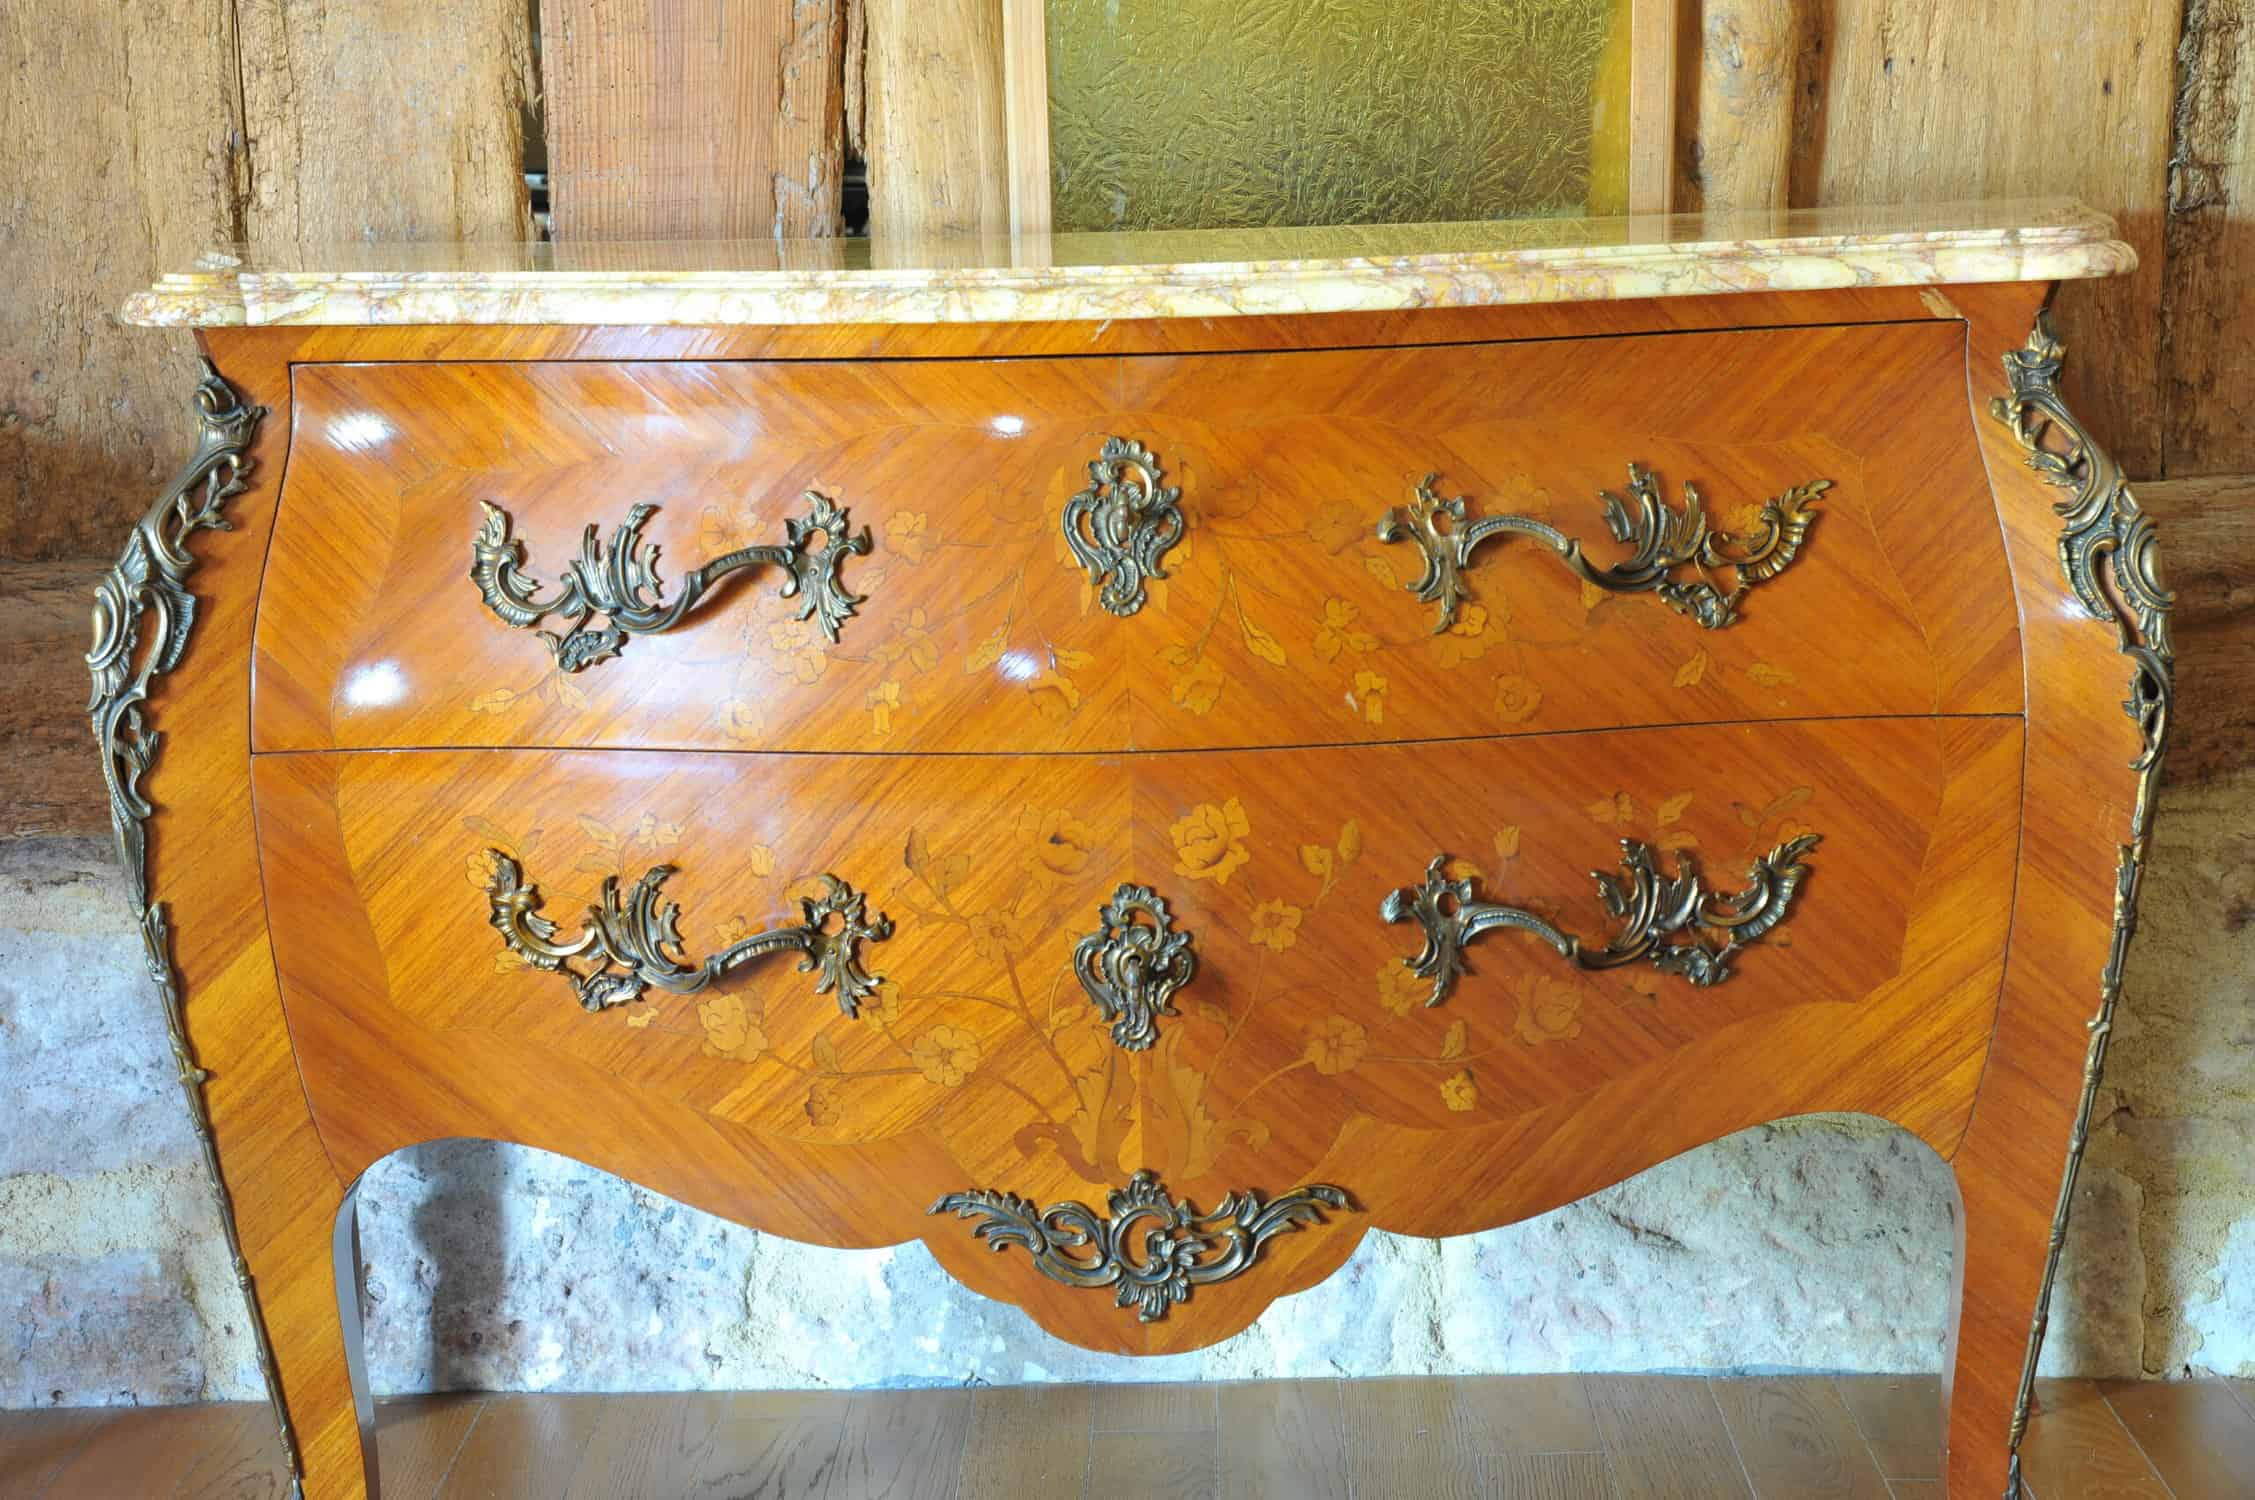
[
  {"x1": 471, "y1": 490, "x2": 871, "y2": 672},
  {"x1": 485, "y1": 854, "x2": 893, "y2": 1017},
  {"x1": 1988, "y1": 309, "x2": 2176, "y2": 1500},
  {"x1": 929, "y1": 1170, "x2": 1350, "y2": 1322},
  {"x1": 1073, "y1": 883, "x2": 1197, "y2": 1051},
  {"x1": 1381, "y1": 835, "x2": 1821, "y2": 1009},
  {"x1": 1377, "y1": 465, "x2": 1829, "y2": 634},
  {"x1": 86, "y1": 360, "x2": 304, "y2": 1491},
  {"x1": 1061, "y1": 435, "x2": 1185, "y2": 615}
]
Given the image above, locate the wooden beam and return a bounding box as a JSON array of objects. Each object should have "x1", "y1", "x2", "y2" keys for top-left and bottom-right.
[
  {"x1": 0, "y1": 560, "x2": 109, "y2": 840},
  {"x1": 1001, "y1": 0, "x2": 1052, "y2": 240},
  {"x1": 2163, "y1": 0, "x2": 2255, "y2": 476},
  {"x1": 539, "y1": 0, "x2": 843, "y2": 241},
  {"x1": 2138, "y1": 474, "x2": 2255, "y2": 785},
  {"x1": 1686, "y1": 0, "x2": 1799, "y2": 211},
  {"x1": 1626, "y1": 0, "x2": 1680, "y2": 215},
  {"x1": 862, "y1": 0, "x2": 1008, "y2": 241},
  {"x1": 1793, "y1": 0, "x2": 2180, "y2": 480}
]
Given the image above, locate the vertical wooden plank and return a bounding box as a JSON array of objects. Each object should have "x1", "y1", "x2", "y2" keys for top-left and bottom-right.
[
  {"x1": 234, "y1": 0, "x2": 533, "y2": 248},
  {"x1": 1001, "y1": 0, "x2": 1051, "y2": 239},
  {"x1": 2016, "y1": 1380, "x2": 2171, "y2": 1499},
  {"x1": 956, "y1": 1385, "x2": 1090, "y2": 1497},
  {"x1": 2163, "y1": 0, "x2": 2255, "y2": 474},
  {"x1": 437, "y1": 1395, "x2": 604, "y2": 1499},
  {"x1": 863, "y1": 0, "x2": 1009, "y2": 241},
  {"x1": 1339, "y1": 1378, "x2": 1483, "y2": 1500},
  {"x1": 1834, "y1": 1377, "x2": 1941, "y2": 1482},
  {"x1": 1708, "y1": 1379, "x2": 1890, "y2": 1500},
  {"x1": 2138, "y1": 475, "x2": 2255, "y2": 784},
  {"x1": 540, "y1": 0, "x2": 846, "y2": 241},
  {"x1": 824, "y1": 1389, "x2": 968, "y2": 1500},
  {"x1": 1214, "y1": 1380, "x2": 1348, "y2": 1500},
  {"x1": 1584, "y1": 1376, "x2": 1752, "y2": 1500},
  {"x1": 2098, "y1": 1379, "x2": 2255, "y2": 1498},
  {"x1": 692, "y1": 1390, "x2": 847, "y2": 1497},
  {"x1": 0, "y1": 0, "x2": 243, "y2": 562},
  {"x1": 1626, "y1": 0, "x2": 1680, "y2": 214},
  {"x1": 1684, "y1": 0, "x2": 1799, "y2": 210},
  {"x1": 371, "y1": 1396, "x2": 488, "y2": 1500},
  {"x1": 1793, "y1": 0, "x2": 2180, "y2": 478}
]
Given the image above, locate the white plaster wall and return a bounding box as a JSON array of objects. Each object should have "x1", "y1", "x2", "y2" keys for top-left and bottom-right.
[{"x1": 4, "y1": 771, "x2": 2246, "y2": 1406}]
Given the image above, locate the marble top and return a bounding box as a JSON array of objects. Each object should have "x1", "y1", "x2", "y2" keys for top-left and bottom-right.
[{"x1": 122, "y1": 199, "x2": 2131, "y2": 329}]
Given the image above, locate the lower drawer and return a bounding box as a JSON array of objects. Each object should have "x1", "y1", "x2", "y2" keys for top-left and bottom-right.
[{"x1": 251, "y1": 717, "x2": 2019, "y2": 1349}]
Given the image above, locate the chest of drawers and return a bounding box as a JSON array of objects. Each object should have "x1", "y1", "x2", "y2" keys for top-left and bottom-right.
[{"x1": 109, "y1": 204, "x2": 2167, "y2": 1498}]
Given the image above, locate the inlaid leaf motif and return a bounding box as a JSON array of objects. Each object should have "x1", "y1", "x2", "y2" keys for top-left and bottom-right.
[
  {"x1": 1171, "y1": 658, "x2": 1224, "y2": 715},
  {"x1": 1313, "y1": 598, "x2": 1378, "y2": 662},
  {"x1": 1054, "y1": 647, "x2": 1096, "y2": 671},
  {"x1": 623, "y1": 1010, "x2": 656, "y2": 1030},
  {"x1": 884, "y1": 510, "x2": 929, "y2": 563},
  {"x1": 1585, "y1": 792, "x2": 1635, "y2": 826},
  {"x1": 1440, "y1": 1069, "x2": 1479, "y2": 1112},
  {"x1": 469, "y1": 687, "x2": 520, "y2": 713},
  {"x1": 964, "y1": 626, "x2": 1007, "y2": 673},
  {"x1": 867, "y1": 678, "x2": 903, "y2": 738},
  {"x1": 1362, "y1": 554, "x2": 1399, "y2": 589},
  {"x1": 1351, "y1": 669, "x2": 1388, "y2": 724},
  {"x1": 1441, "y1": 1019, "x2": 1468, "y2": 1060},
  {"x1": 1656, "y1": 792, "x2": 1695, "y2": 825},
  {"x1": 1149, "y1": 1052, "x2": 1270, "y2": 1181},
  {"x1": 1512, "y1": 975, "x2": 1583, "y2": 1045},
  {"x1": 552, "y1": 673, "x2": 590, "y2": 711},
  {"x1": 577, "y1": 815, "x2": 620, "y2": 851},
  {"x1": 699, "y1": 993, "x2": 768, "y2": 1060},
  {"x1": 1673, "y1": 650, "x2": 1709, "y2": 689},
  {"x1": 1026, "y1": 672, "x2": 1082, "y2": 722},
  {"x1": 745, "y1": 843, "x2": 777, "y2": 878},
  {"x1": 1242, "y1": 613, "x2": 1288, "y2": 667},
  {"x1": 1299, "y1": 844, "x2": 1336, "y2": 883},
  {"x1": 1749, "y1": 662, "x2": 1796, "y2": 688},
  {"x1": 810, "y1": 1032, "x2": 841, "y2": 1073},
  {"x1": 1337, "y1": 818, "x2": 1363, "y2": 867},
  {"x1": 1494, "y1": 825, "x2": 1523, "y2": 863}
]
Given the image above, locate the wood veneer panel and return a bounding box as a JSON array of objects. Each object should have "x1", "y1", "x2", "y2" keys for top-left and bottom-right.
[{"x1": 251, "y1": 322, "x2": 2017, "y2": 756}]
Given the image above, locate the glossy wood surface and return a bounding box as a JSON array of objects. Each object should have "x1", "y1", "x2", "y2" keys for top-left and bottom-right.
[
  {"x1": 250, "y1": 322, "x2": 2019, "y2": 755},
  {"x1": 168, "y1": 284, "x2": 2163, "y2": 1497},
  {"x1": 251, "y1": 714, "x2": 2019, "y2": 1360}
]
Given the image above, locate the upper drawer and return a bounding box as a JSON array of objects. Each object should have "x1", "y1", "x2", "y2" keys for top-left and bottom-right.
[{"x1": 251, "y1": 324, "x2": 2019, "y2": 754}]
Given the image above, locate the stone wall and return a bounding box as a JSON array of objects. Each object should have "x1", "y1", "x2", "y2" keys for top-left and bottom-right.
[{"x1": 6, "y1": 775, "x2": 2246, "y2": 1406}]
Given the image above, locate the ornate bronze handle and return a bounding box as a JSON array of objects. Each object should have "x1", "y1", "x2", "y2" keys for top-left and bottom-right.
[
  {"x1": 929, "y1": 1170, "x2": 1349, "y2": 1322},
  {"x1": 472, "y1": 491, "x2": 871, "y2": 672},
  {"x1": 484, "y1": 852, "x2": 892, "y2": 1016},
  {"x1": 1062, "y1": 436, "x2": 1185, "y2": 616},
  {"x1": 1380, "y1": 833, "x2": 1820, "y2": 1008},
  {"x1": 1376, "y1": 465, "x2": 1829, "y2": 633},
  {"x1": 1073, "y1": 883, "x2": 1197, "y2": 1051}
]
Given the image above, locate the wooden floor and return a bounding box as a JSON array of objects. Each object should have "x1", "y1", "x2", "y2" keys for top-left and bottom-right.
[{"x1": 4, "y1": 1375, "x2": 2252, "y2": 1499}]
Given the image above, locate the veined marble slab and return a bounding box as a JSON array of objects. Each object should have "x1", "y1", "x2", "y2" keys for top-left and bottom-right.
[{"x1": 123, "y1": 199, "x2": 2131, "y2": 328}]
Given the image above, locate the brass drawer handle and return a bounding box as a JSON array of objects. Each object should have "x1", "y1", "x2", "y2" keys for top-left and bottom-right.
[
  {"x1": 929, "y1": 1169, "x2": 1350, "y2": 1323},
  {"x1": 1062, "y1": 436, "x2": 1185, "y2": 616},
  {"x1": 1074, "y1": 883, "x2": 1196, "y2": 1051},
  {"x1": 484, "y1": 853, "x2": 892, "y2": 1016},
  {"x1": 471, "y1": 491, "x2": 871, "y2": 672},
  {"x1": 1380, "y1": 833, "x2": 1820, "y2": 1008},
  {"x1": 1377, "y1": 465, "x2": 1829, "y2": 634}
]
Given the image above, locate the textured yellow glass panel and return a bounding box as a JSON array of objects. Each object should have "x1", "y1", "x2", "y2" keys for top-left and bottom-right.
[{"x1": 1047, "y1": 0, "x2": 1620, "y2": 232}]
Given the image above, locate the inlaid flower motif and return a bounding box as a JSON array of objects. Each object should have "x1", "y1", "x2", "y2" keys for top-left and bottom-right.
[
  {"x1": 1351, "y1": 669, "x2": 1389, "y2": 725},
  {"x1": 1493, "y1": 673, "x2": 1543, "y2": 723},
  {"x1": 1304, "y1": 500, "x2": 1367, "y2": 554},
  {"x1": 860, "y1": 980, "x2": 904, "y2": 1026},
  {"x1": 1027, "y1": 672, "x2": 1082, "y2": 723},
  {"x1": 867, "y1": 679, "x2": 903, "y2": 738},
  {"x1": 1512, "y1": 974, "x2": 1583, "y2": 1045},
  {"x1": 718, "y1": 697, "x2": 765, "y2": 744},
  {"x1": 699, "y1": 992, "x2": 768, "y2": 1060},
  {"x1": 804, "y1": 1079, "x2": 842, "y2": 1127},
  {"x1": 913, "y1": 1024, "x2": 981, "y2": 1086},
  {"x1": 1313, "y1": 598, "x2": 1376, "y2": 663},
  {"x1": 1440, "y1": 1069, "x2": 1479, "y2": 1112},
  {"x1": 1023, "y1": 808, "x2": 1095, "y2": 876},
  {"x1": 1249, "y1": 900, "x2": 1303, "y2": 952},
  {"x1": 1171, "y1": 657, "x2": 1225, "y2": 716},
  {"x1": 1377, "y1": 958, "x2": 1425, "y2": 1018},
  {"x1": 1171, "y1": 797, "x2": 1252, "y2": 884},
  {"x1": 967, "y1": 906, "x2": 1034, "y2": 963},
  {"x1": 698, "y1": 502, "x2": 757, "y2": 560},
  {"x1": 1304, "y1": 1015, "x2": 1369, "y2": 1075},
  {"x1": 1432, "y1": 602, "x2": 1490, "y2": 668},
  {"x1": 885, "y1": 510, "x2": 930, "y2": 564},
  {"x1": 768, "y1": 619, "x2": 829, "y2": 684},
  {"x1": 875, "y1": 608, "x2": 938, "y2": 674}
]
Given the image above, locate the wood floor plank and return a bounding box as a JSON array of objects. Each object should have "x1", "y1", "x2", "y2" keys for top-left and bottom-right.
[
  {"x1": 1452, "y1": 1375, "x2": 1603, "y2": 1455},
  {"x1": 2017, "y1": 1380, "x2": 2170, "y2": 1500},
  {"x1": 1085, "y1": 1429, "x2": 1216, "y2": 1500},
  {"x1": 372, "y1": 1396, "x2": 487, "y2": 1500},
  {"x1": 824, "y1": 1389, "x2": 969, "y2": 1500},
  {"x1": 1340, "y1": 1376, "x2": 1483, "y2": 1500},
  {"x1": 0, "y1": 1407, "x2": 118, "y2": 1499},
  {"x1": 562, "y1": 1392, "x2": 733, "y2": 1500},
  {"x1": 1886, "y1": 1484, "x2": 1942, "y2": 1499},
  {"x1": 1214, "y1": 1379, "x2": 1348, "y2": 1500},
  {"x1": 1486, "y1": 1450, "x2": 1615, "y2": 1499},
  {"x1": 173, "y1": 1401, "x2": 291, "y2": 1498},
  {"x1": 684, "y1": 1390, "x2": 846, "y2": 1499},
  {"x1": 2099, "y1": 1379, "x2": 2255, "y2": 1500},
  {"x1": 1090, "y1": 1383, "x2": 1216, "y2": 1433},
  {"x1": 436, "y1": 1394, "x2": 605, "y2": 1499},
  {"x1": 32, "y1": 1406, "x2": 252, "y2": 1500},
  {"x1": 957, "y1": 1385, "x2": 1090, "y2": 1498},
  {"x1": 1584, "y1": 1376, "x2": 1752, "y2": 1500},
  {"x1": 1709, "y1": 1379, "x2": 1888, "y2": 1499},
  {"x1": 1833, "y1": 1377, "x2": 1941, "y2": 1481}
]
